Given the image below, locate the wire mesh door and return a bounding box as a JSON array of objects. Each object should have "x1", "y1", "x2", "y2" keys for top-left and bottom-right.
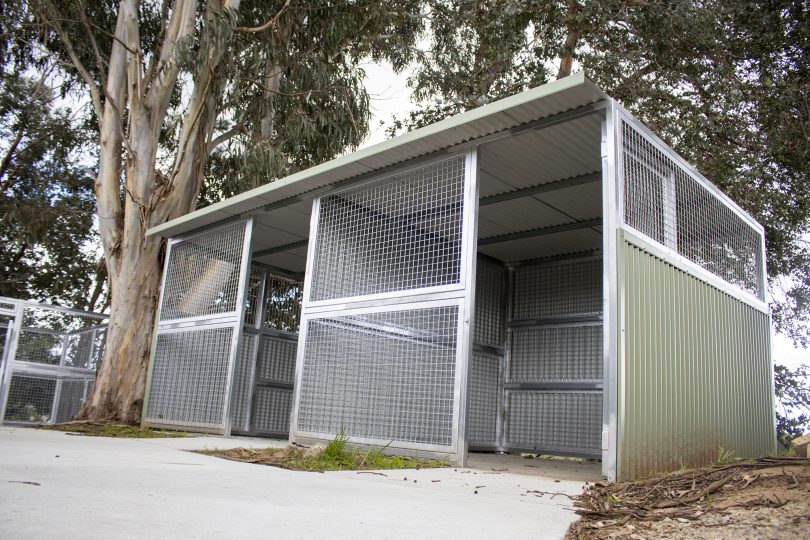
[
  {"x1": 143, "y1": 219, "x2": 253, "y2": 435},
  {"x1": 292, "y1": 152, "x2": 479, "y2": 463}
]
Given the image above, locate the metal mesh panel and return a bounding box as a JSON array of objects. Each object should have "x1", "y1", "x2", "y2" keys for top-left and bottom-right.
[
  {"x1": 505, "y1": 390, "x2": 602, "y2": 454},
  {"x1": 510, "y1": 325, "x2": 603, "y2": 383},
  {"x1": 257, "y1": 336, "x2": 297, "y2": 383},
  {"x1": 63, "y1": 328, "x2": 104, "y2": 370},
  {"x1": 512, "y1": 259, "x2": 602, "y2": 320},
  {"x1": 243, "y1": 269, "x2": 264, "y2": 327},
  {"x1": 3, "y1": 375, "x2": 55, "y2": 422},
  {"x1": 675, "y1": 168, "x2": 764, "y2": 297},
  {"x1": 264, "y1": 275, "x2": 303, "y2": 332},
  {"x1": 251, "y1": 386, "x2": 293, "y2": 434},
  {"x1": 159, "y1": 222, "x2": 247, "y2": 320},
  {"x1": 622, "y1": 121, "x2": 764, "y2": 298},
  {"x1": 297, "y1": 305, "x2": 459, "y2": 447},
  {"x1": 474, "y1": 258, "x2": 506, "y2": 349},
  {"x1": 55, "y1": 379, "x2": 87, "y2": 423},
  {"x1": 229, "y1": 332, "x2": 257, "y2": 432},
  {"x1": 309, "y1": 156, "x2": 466, "y2": 301},
  {"x1": 14, "y1": 329, "x2": 63, "y2": 365},
  {"x1": 146, "y1": 326, "x2": 234, "y2": 427},
  {"x1": 468, "y1": 350, "x2": 501, "y2": 447}
]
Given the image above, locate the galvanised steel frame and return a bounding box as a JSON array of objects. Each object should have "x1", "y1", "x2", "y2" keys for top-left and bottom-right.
[
  {"x1": 142, "y1": 217, "x2": 254, "y2": 436},
  {"x1": 0, "y1": 297, "x2": 106, "y2": 425},
  {"x1": 290, "y1": 149, "x2": 480, "y2": 465}
]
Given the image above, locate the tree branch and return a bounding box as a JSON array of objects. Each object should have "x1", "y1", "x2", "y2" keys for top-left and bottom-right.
[
  {"x1": 74, "y1": 0, "x2": 108, "y2": 94},
  {"x1": 207, "y1": 122, "x2": 245, "y2": 153},
  {"x1": 39, "y1": 2, "x2": 104, "y2": 128},
  {"x1": 235, "y1": 0, "x2": 289, "y2": 33}
]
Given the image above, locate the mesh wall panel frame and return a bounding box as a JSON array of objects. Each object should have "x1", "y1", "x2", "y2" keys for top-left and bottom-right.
[
  {"x1": 296, "y1": 303, "x2": 461, "y2": 449},
  {"x1": 505, "y1": 390, "x2": 602, "y2": 455},
  {"x1": 619, "y1": 117, "x2": 765, "y2": 299},
  {"x1": 293, "y1": 151, "x2": 478, "y2": 462},
  {"x1": 144, "y1": 219, "x2": 253, "y2": 434},
  {"x1": 308, "y1": 155, "x2": 467, "y2": 304}
]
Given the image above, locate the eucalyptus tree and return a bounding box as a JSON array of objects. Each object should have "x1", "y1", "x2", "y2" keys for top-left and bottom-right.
[
  {"x1": 8, "y1": 0, "x2": 423, "y2": 422},
  {"x1": 393, "y1": 0, "x2": 809, "y2": 345},
  {"x1": 0, "y1": 69, "x2": 102, "y2": 309}
]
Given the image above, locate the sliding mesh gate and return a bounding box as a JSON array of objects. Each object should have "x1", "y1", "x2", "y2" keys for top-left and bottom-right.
[
  {"x1": 144, "y1": 220, "x2": 253, "y2": 434},
  {"x1": 291, "y1": 153, "x2": 478, "y2": 462}
]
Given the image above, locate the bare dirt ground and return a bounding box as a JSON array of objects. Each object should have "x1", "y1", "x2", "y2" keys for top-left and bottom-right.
[{"x1": 566, "y1": 456, "x2": 810, "y2": 539}]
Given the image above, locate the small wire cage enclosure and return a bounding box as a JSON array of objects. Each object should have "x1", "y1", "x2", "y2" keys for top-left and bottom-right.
[{"x1": 0, "y1": 298, "x2": 106, "y2": 425}]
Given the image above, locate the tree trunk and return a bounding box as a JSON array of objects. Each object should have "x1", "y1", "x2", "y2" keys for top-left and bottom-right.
[{"x1": 81, "y1": 234, "x2": 164, "y2": 422}]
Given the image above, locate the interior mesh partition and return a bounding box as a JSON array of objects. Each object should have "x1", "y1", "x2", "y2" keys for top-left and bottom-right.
[
  {"x1": 252, "y1": 386, "x2": 293, "y2": 435},
  {"x1": 146, "y1": 326, "x2": 234, "y2": 427},
  {"x1": 505, "y1": 390, "x2": 602, "y2": 454},
  {"x1": 474, "y1": 258, "x2": 507, "y2": 348},
  {"x1": 159, "y1": 222, "x2": 247, "y2": 320},
  {"x1": 510, "y1": 325, "x2": 603, "y2": 383},
  {"x1": 505, "y1": 256, "x2": 604, "y2": 457},
  {"x1": 249, "y1": 335, "x2": 297, "y2": 435},
  {"x1": 512, "y1": 258, "x2": 602, "y2": 320},
  {"x1": 264, "y1": 275, "x2": 303, "y2": 332},
  {"x1": 622, "y1": 121, "x2": 764, "y2": 298},
  {"x1": 3, "y1": 375, "x2": 56, "y2": 422},
  {"x1": 309, "y1": 156, "x2": 466, "y2": 302},
  {"x1": 229, "y1": 332, "x2": 257, "y2": 432},
  {"x1": 297, "y1": 305, "x2": 459, "y2": 447},
  {"x1": 468, "y1": 350, "x2": 502, "y2": 447}
]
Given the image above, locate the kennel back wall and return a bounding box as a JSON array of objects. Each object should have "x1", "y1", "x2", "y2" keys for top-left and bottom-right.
[{"x1": 291, "y1": 153, "x2": 479, "y2": 462}]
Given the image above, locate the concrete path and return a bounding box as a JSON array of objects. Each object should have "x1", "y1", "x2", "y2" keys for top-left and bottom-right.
[{"x1": 0, "y1": 427, "x2": 587, "y2": 539}]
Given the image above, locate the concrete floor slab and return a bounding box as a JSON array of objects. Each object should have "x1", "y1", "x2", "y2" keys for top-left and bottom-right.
[{"x1": 0, "y1": 427, "x2": 585, "y2": 540}]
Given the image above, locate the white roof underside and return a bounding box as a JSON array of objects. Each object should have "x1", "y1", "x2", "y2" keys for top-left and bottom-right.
[{"x1": 148, "y1": 73, "x2": 609, "y2": 273}]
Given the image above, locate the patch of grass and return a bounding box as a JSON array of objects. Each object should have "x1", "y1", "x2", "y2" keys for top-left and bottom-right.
[
  {"x1": 42, "y1": 421, "x2": 187, "y2": 438},
  {"x1": 198, "y1": 432, "x2": 446, "y2": 472}
]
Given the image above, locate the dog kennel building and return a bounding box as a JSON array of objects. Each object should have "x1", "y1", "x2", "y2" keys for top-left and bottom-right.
[{"x1": 143, "y1": 73, "x2": 775, "y2": 480}]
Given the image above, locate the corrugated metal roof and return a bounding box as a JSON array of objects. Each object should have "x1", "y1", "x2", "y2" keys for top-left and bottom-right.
[{"x1": 147, "y1": 72, "x2": 608, "y2": 239}]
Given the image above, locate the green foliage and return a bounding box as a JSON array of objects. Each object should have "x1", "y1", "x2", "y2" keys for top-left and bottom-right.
[
  {"x1": 774, "y1": 363, "x2": 810, "y2": 449},
  {"x1": 202, "y1": 431, "x2": 446, "y2": 472},
  {"x1": 0, "y1": 68, "x2": 101, "y2": 308},
  {"x1": 393, "y1": 0, "x2": 810, "y2": 343}
]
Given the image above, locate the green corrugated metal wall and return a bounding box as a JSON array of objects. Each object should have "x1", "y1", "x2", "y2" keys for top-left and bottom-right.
[{"x1": 618, "y1": 238, "x2": 775, "y2": 480}]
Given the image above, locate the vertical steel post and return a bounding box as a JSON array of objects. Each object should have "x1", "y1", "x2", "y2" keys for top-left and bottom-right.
[
  {"x1": 222, "y1": 216, "x2": 255, "y2": 437},
  {"x1": 601, "y1": 99, "x2": 620, "y2": 481},
  {"x1": 455, "y1": 148, "x2": 480, "y2": 467}
]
